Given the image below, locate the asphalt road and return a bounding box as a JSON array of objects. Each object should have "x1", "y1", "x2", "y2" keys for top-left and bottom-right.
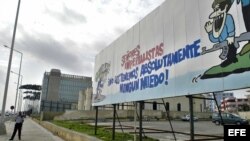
[{"x1": 91, "y1": 120, "x2": 224, "y2": 141}]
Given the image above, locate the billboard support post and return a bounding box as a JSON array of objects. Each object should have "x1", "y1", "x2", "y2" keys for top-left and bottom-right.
[
  {"x1": 139, "y1": 101, "x2": 143, "y2": 141},
  {"x1": 134, "y1": 102, "x2": 137, "y2": 141},
  {"x1": 187, "y1": 95, "x2": 194, "y2": 141},
  {"x1": 94, "y1": 106, "x2": 98, "y2": 135},
  {"x1": 112, "y1": 104, "x2": 116, "y2": 140},
  {"x1": 162, "y1": 99, "x2": 176, "y2": 140},
  {"x1": 213, "y1": 93, "x2": 224, "y2": 125}
]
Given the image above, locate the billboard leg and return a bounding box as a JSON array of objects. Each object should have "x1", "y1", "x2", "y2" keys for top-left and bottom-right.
[
  {"x1": 94, "y1": 106, "x2": 98, "y2": 135},
  {"x1": 187, "y1": 95, "x2": 194, "y2": 141},
  {"x1": 162, "y1": 99, "x2": 176, "y2": 141},
  {"x1": 112, "y1": 104, "x2": 116, "y2": 140},
  {"x1": 134, "y1": 102, "x2": 137, "y2": 141},
  {"x1": 139, "y1": 101, "x2": 143, "y2": 141},
  {"x1": 212, "y1": 93, "x2": 224, "y2": 125}
]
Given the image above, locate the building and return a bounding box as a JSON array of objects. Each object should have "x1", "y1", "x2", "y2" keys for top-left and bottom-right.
[
  {"x1": 220, "y1": 97, "x2": 248, "y2": 112},
  {"x1": 144, "y1": 95, "x2": 205, "y2": 112},
  {"x1": 40, "y1": 69, "x2": 92, "y2": 112},
  {"x1": 101, "y1": 95, "x2": 206, "y2": 113},
  {"x1": 203, "y1": 92, "x2": 234, "y2": 112}
]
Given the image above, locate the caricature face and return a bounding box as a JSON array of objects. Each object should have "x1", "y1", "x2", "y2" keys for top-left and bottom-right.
[{"x1": 209, "y1": 4, "x2": 228, "y2": 38}]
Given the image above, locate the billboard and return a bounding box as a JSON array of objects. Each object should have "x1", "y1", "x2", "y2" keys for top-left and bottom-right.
[{"x1": 93, "y1": 0, "x2": 250, "y2": 106}]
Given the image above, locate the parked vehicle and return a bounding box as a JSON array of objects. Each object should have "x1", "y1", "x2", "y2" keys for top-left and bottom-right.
[
  {"x1": 5, "y1": 112, "x2": 10, "y2": 116},
  {"x1": 212, "y1": 113, "x2": 249, "y2": 125},
  {"x1": 181, "y1": 114, "x2": 198, "y2": 121}
]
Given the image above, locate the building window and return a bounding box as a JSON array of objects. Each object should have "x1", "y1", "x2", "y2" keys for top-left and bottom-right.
[
  {"x1": 177, "y1": 103, "x2": 181, "y2": 111},
  {"x1": 165, "y1": 102, "x2": 170, "y2": 111},
  {"x1": 153, "y1": 101, "x2": 157, "y2": 110}
]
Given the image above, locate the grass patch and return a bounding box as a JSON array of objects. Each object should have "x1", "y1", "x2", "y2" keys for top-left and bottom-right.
[{"x1": 52, "y1": 120, "x2": 158, "y2": 141}]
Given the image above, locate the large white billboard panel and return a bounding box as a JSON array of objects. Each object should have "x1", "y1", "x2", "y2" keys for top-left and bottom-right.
[{"x1": 93, "y1": 0, "x2": 250, "y2": 106}]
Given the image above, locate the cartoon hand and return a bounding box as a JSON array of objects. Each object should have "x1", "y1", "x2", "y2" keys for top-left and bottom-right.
[
  {"x1": 227, "y1": 37, "x2": 234, "y2": 44},
  {"x1": 205, "y1": 21, "x2": 213, "y2": 33}
]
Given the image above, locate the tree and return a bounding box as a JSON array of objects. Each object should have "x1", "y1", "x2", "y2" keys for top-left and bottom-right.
[
  {"x1": 19, "y1": 84, "x2": 42, "y2": 90},
  {"x1": 20, "y1": 84, "x2": 42, "y2": 100}
]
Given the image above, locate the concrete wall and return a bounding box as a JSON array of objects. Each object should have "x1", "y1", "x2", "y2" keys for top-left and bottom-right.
[
  {"x1": 78, "y1": 90, "x2": 85, "y2": 110},
  {"x1": 84, "y1": 88, "x2": 92, "y2": 110},
  {"x1": 165, "y1": 111, "x2": 212, "y2": 119},
  {"x1": 35, "y1": 119, "x2": 101, "y2": 141},
  {"x1": 54, "y1": 110, "x2": 163, "y2": 120},
  {"x1": 239, "y1": 112, "x2": 250, "y2": 119},
  {"x1": 145, "y1": 96, "x2": 205, "y2": 112},
  {"x1": 54, "y1": 110, "x2": 212, "y2": 121},
  {"x1": 40, "y1": 111, "x2": 64, "y2": 121}
]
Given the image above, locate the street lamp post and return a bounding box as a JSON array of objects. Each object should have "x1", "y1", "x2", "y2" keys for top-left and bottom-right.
[
  {"x1": 0, "y1": 0, "x2": 21, "y2": 135},
  {"x1": 3, "y1": 45, "x2": 23, "y2": 113},
  {"x1": 11, "y1": 71, "x2": 23, "y2": 113},
  {"x1": 18, "y1": 76, "x2": 23, "y2": 112}
]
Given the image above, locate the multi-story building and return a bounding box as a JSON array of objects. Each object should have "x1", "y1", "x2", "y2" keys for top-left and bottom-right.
[
  {"x1": 204, "y1": 92, "x2": 234, "y2": 112},
  {"x1": 220, "y1": 97, "x2": 237, "y2": 112},
  {"x1": 40, "y1": 69, "x2": 92, "y2": 112},
  {"x1": 220, "y1": 97, "x2": 248, "y2": 112}
]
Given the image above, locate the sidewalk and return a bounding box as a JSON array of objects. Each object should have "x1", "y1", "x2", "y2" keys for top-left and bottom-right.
[{"x1": 0, "y1": 117, "x2": 64, "y2": 141}]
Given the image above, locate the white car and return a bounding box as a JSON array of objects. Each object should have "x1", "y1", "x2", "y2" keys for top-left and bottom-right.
[
  {"x1": 5, "y1": 112, "x2": 10, "y2": 116},
  {"x1": 181, "y1": 114, "x2": 198, "y2": 121}
]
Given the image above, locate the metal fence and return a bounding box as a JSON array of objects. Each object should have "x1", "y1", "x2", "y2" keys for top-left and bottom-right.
[{"x1": 40, "y1": 100, "x2": 72, "y2": 112}]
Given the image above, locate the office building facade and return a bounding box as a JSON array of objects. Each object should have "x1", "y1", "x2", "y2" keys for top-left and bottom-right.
[{"x1": 40, "y1": 69, "x2": 92, "y2": 112}]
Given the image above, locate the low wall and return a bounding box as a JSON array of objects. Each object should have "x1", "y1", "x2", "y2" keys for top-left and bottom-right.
[
  {"x1": 166, "y1": 111, "x2": 212, "y2": 119},
  {"x1": 54, "y1": 110, "x2": 212, "y2": 121},
  {"x1": 34, "y1": 119, "x2": 101, "y2": 141},
  {"x1": 54, "y1": 110, "x2": 163, "y2": 121},
  {"x1": 239, "y1": 112, "x2": 250, "y2": 119},
  {"x1": 40, "y1": 111, "x2": 64, "y2": 121}
]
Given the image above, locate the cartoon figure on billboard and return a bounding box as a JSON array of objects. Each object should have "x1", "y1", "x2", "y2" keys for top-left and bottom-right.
[
  {"x1": 200, "y1": 0, "x2": 250, "y2": 79},
  {"x1": 93, "y1": 63, "x2": 110, "y2": 103},
  {"x1": 235, "y1": 0, "x2": 250, "y2": 55},
  {"x1": 236, "y1": 0, "x2": 250, "y2": 34},
  {"x1": 204, "y1": 0, "x2": 237, "y2": 67}
]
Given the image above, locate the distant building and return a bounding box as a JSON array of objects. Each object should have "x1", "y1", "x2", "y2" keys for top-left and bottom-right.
[
  {"x1": 214, "y1": 92, "x2": 234, "y2": 106},
  {"x1": 101, "y1": 95, "x2": 206, "y2": 113},
  {"x1": 220, "y1": 97, "x2": 248, "y2": 112},
  {"x1": 40, "y1": 69, "x2": 92, "y2": 112},
  {"x1": 144, "y1": 95, "x2": 205, "y2": 112},
  {"x1": 204, "y1": 92, "x2": 234, "y2": 112},
  {"x1": 204, "y1": 94, "x2": 215, "y2": 112}
]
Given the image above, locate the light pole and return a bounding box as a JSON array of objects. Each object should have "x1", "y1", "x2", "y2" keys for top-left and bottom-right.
[
  {"x1": 18, "y1": 76, "x2": 23, "y2": 112},
  {"x1": 11, "y1": 71, "x2": 23, "y2": 113},
  {"x1": 0, "y1": 0, "x2": 21, "y2": 135},
  {"x1": 2, "y1": 45, "x2": 23, "y2": 113}
]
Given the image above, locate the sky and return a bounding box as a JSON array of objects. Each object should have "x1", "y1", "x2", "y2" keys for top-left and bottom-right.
[
  {"x1": 0, "y1": 0, "x2": 250, "y2": 112},
  {"x1": 0, "y1": 0, "x2": 166, "y2": 111}
]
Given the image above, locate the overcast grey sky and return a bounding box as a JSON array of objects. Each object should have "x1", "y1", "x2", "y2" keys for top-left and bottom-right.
[{"x1": 0, "y1": 0, "x2": 167, "y2": 111}]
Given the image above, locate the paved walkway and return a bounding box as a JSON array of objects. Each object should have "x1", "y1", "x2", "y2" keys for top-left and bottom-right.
[{"x1": 0, "y1": 117, "x2": 64, "y2": 141}]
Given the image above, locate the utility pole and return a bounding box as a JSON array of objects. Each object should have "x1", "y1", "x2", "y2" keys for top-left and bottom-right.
[{"x1": 0, "y1": 0, "x2": 21, "y2": 135}]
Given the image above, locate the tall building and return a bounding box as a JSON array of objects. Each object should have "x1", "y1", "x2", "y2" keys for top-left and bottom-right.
[
  {"x1": 204, "y1": 92, "x2": 234, "y2": 112},
  {"x1": 40, "y1": 69, "x2": 92, "y2": 112},
  {"x1": 221, "y1": 97, "x2": 248, "y2": 112}
]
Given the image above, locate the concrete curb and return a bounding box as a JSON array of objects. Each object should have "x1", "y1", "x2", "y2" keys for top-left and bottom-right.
[{"x1": 33, "y1": 119, "x2": 101, "y2": 141}]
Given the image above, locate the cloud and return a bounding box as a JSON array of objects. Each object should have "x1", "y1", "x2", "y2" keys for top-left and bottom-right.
[
  {"x1": 45, "y1": 4, "x2": 87, "y2": 25},
  {"x1": 0, "y1": 26, "x2": 13, "y2": 45},
  {"x1": 0, "y1": 69, "x2": 6, "y2": 85},
  {"x1": 16, "y1": 29, "x2": 91, "y2": 74},
  {"x1": 0, "y1": 0, "x2": 166, "y2": 110}
]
